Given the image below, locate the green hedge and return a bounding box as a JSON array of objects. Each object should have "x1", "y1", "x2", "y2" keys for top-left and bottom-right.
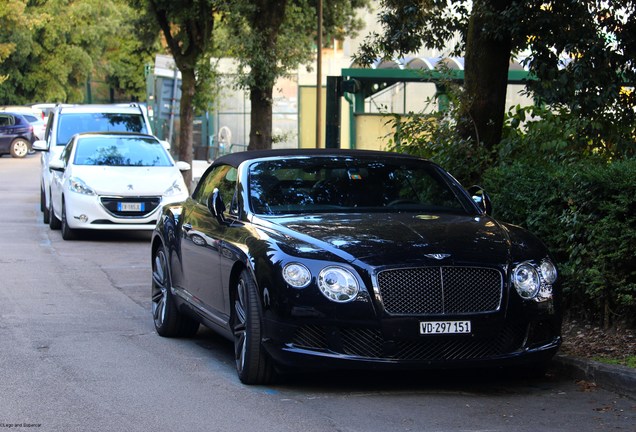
[{"x1": 483, "y1": 159, "x2": 636, "y2": 326}]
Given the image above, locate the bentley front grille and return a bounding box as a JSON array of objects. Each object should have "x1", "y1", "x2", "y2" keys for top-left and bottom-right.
[{"x1": 376, "y1": 267, "x2": 503, "y2": 315}]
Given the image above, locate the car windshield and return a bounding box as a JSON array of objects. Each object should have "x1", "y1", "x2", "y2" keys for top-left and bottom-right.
[
  {"x1": 56, "y1": 112, "x2": 148, "y2": 145},
  {"x1": 248, "y1": 157, "x2": 474, "y2": 215},
  {"x1": 73, "y1": 136, "x2": 173, "y2": 167}
]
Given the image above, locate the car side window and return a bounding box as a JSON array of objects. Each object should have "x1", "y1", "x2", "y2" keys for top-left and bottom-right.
[
  {"x1": 193, "y1": 165, "x2": 239, "y2": 216},
  {"x1": 60, "y1": 141, "x2": 74, "y2": 166},
  {"x1": 0, "y1": 114, "x2": 13, "y2": 126}
]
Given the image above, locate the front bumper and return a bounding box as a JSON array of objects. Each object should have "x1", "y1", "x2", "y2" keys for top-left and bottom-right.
[
  {"x1": 262, "y1": 316, "x2": 562, "y2": 371},
  {"x1": 65, "y1": 192, "x2": 188, "y2": 230}
]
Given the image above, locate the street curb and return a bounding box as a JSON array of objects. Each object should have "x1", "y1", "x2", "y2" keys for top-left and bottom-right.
[{"x1": 552, "y1": 355, "x2": 636, "y2": 400}]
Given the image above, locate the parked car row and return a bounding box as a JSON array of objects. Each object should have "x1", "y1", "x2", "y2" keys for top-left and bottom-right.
[{"x1": 32, "y1": 103, "x2": 189, "y2": 239}]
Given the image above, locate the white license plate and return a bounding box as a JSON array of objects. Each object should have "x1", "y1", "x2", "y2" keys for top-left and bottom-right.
[
  {"x1": 420, "y1": 320, "x2": 471, "y2": 335},
  {"x1": 118, "y1": 202, "x2": 144, "y2": 212}
]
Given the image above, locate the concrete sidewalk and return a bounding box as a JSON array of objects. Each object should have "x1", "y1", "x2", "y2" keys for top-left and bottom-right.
[{"x1": 552, "y1": 355, "x2": 636, "y2": 400}]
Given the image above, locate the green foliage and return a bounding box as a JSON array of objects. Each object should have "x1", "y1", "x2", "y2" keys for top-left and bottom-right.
[
  {"x1": 384, "y1": 86, "x2": 493, "y2": 186},
  {"x1": 226, "y1": 0, "x2": 368, "y2": 92},
  {"x1": 0, "y1": 0, "x2": 152, "y2": 104},
  {"x1": 483, "y1": 157, "x2": 636, "y2": 327},
  {"x1": 499, "y1": 104, "x2": 636, "y2": 163},
  {"x1": 358, "y1": 1, "x2": 636, "y2": 154},
  {"x1": 484, "y1": 103, "x2": 636, "y2": 327},
  {"x1": 392, "y1": 85, "x2": 636, "y2": 327}
]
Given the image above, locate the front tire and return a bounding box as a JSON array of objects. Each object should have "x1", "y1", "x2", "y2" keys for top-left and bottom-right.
[
  {"x1": 10, "y1": 138, "x2": 30, "y2": 158},
  {"x1": 232, "y1": 269, "x2": 275, "y2": 385},
  {"x1": 60, "y1": 200, "x2": 77, "y2": 240},
  {"x1": 151, "y1": 244, "x2": 199, "y2": 337},
  {"x1": 41, "y1": 186, "x2": 50, "y2": 224},
  {"x1": 48, "y1": 197, "x2": 61, "y2": 230}
]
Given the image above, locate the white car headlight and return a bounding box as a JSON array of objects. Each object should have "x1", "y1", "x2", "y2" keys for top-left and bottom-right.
[
  {"x1": 68, "y1": 177, "x2": 95, "y2": 195},
  {"x1": 318, "y1": 266, "x2": 359, "y2": 303},
  {"x1": 164, "y1": 178, "x2": 186, "y2": 196},
  {"x1": 282, "y1": 263, "x2": 312, "y2": 288},
  {"x1": 512, "y1": 262, "x2": 540, "y2": 299}
]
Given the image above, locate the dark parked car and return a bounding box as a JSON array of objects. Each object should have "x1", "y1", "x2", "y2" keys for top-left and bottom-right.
[
  {"x1": 0, "y1": 112, "x2": 35, "y2": 158},
  {"x1": 151, "y1": 149, "x2": 561, "y2": 384}
]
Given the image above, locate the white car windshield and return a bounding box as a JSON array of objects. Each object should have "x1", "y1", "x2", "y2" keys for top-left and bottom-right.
[
  {"x1": 56, "y1": 113, "x2": 148, "y2": 145},
  {"x1": 73, "y1": 136, "x2": 173, "y2": 167}
]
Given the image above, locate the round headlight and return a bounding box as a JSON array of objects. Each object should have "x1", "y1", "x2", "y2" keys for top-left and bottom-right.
[
  {"x1": 282, "y1": 263, "x2": 311, "y2": 288},
  {"x1": 540, "y1": 259, "x2": 558, "y2": 284},
  {"x1": 318, "y1": 266, "x2": 359, "y2": 303},
  {"x1": 512, "y1": 263, "x2": 540, "y2": 299}
]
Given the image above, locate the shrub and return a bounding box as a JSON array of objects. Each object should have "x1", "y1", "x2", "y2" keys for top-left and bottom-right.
[{"x1": 483, "y1": 159, "x2": 636, "y2": 327}]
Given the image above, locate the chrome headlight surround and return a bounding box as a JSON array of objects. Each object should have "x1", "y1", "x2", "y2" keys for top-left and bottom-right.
[
  {"x1": 512, "y1": 258, "x2": 557, "y2": 302},
  {"x1": 318, "y1": 266, "x2": 360, "y2": 303},
  {"x1": 282, "y1": 263, "x2": 312, "y2": 288},
  {"x1": 281, "y1": 263, "x2": 361, "y2": 303}
]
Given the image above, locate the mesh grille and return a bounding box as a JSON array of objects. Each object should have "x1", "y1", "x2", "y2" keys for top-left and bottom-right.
[
  {"x1": 291, "y1": 324, "x2": 526, "y2": 361},
  {"x1": 377, "y1": 267, "x2": 503, "y2": 315},
  {"x1": 292, "y1": 325, "x2": 328, "y2": 350}
]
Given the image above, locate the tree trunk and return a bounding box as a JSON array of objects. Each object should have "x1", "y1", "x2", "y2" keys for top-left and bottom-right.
[
  {"x1": 179, "y1": 68, "x2": 196, "y2": 189},
  {"x1": 460, "y1": 0, "x2": 513, "y2": 150},
  {"x1": 248, "y1": 86, "x2": 273, "y2": 151}
]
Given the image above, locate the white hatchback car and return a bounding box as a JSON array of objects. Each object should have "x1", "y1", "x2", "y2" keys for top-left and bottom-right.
[{"x1": 47, "y1": 132, "x2": 190, "y2": 240}]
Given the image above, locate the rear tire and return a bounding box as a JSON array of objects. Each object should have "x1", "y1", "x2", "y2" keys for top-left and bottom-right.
[
  {"x1": 232, "y1": 269, "x2": 276, "y2": 385},
  {"x1": 151, "y1": 244, "x2": 199, "y2": 337}
]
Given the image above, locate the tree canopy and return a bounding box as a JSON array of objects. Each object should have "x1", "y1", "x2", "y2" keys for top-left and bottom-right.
[
  {"x1": 358, "y1": 0, "x2": 636, "y2": 153},
  {"x1": 0, "y1": 0, "x2": 154, "y2": 104},
  {"x1": 223, "y1": 0, "x2": 368, "y2": 150}
]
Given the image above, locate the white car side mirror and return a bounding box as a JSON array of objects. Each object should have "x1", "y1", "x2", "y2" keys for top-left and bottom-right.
[
  {"x1": 49, "y1": 159, "x2": 65, "y2": 172},
  {"x1": 32, "y1": 140, "x2": 49, "y2": 151},
  {"x1": 176, "y1": 161, "x2": 191, "y2": 171}
]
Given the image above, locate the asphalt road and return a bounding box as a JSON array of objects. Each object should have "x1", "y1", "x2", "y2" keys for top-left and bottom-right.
[{"x1": 1, "y1": 155, "x2": 634, "y2": 432}]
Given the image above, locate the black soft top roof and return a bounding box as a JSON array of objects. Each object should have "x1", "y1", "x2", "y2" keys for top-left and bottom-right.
[{"x1": 212, "y1": 148, "x2": 424, "y2": 169}]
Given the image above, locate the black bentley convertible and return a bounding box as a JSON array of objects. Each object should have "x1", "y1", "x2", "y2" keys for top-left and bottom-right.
[{"x1": 151, "y1": 149, "x2": 561, "y2": 384}]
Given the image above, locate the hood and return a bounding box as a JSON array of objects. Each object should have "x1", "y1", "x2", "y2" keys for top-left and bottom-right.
[
  {"x1": 266, "y1": 212, "x2": 512, "y2": 267},
  {"x1": 71, "y1": 165, "x2": 183, "y2": 196}
]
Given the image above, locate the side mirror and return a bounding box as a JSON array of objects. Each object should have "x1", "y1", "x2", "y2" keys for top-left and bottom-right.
[
  {"x1": 176, "y1": 161, "x2": 191, "y2": 172},
  {"x1": 209, "y1": 188, "x2": 229, "y2": 225},
  {"x1": 49, "y1": 159, "x2": 65, "y2": 172},
  {"x1": 32, "y1": 140, "x2": 49, "y2": 152},
  {"x1": 468, "y1": 185, "x2": 492, "y2": 215},
  {"x1": 161, "y1": 140, "x2": 171, "y2": 151}
]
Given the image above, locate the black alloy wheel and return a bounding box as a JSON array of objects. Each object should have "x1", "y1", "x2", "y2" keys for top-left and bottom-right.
[
  {"x1": 232, "y1": 269, "x2": 275, "y2": 385},
  {"x1": 151, "y1": 244, "x2": 199, "y2": 337}
]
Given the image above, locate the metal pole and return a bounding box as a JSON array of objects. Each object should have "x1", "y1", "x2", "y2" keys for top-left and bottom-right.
[{"x1": 316, "y1": 0, "x2": 323, "y2": 148}]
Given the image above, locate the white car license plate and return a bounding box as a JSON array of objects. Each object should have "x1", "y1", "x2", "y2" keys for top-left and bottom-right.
[
  {"x1": 118, "y1": 202, "x2": 144, "y2": 212},
  {"x1": 420, "y1": 320, "x2": 471, "y2": 335}
]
